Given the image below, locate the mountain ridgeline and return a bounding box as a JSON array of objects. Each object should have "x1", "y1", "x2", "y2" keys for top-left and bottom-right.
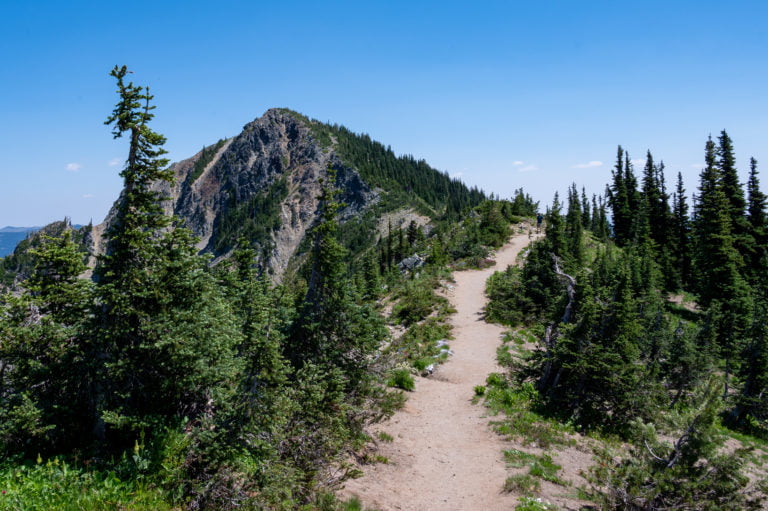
[{"x1": 99, "y1": 108, "x2": 485, "y2": 276}]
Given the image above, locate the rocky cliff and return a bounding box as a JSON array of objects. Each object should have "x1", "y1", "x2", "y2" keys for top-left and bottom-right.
[{"x1": 87, "y1": 108, "x2": 483, "y2": 280}]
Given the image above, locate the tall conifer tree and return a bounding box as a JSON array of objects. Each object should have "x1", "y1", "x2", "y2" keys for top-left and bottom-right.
[{"x1": 95, "y1": 66, "x2": 239, "y2": 442}]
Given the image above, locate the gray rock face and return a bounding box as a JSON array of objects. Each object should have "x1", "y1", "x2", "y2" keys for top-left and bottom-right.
[
  {"x1": 93, "y1": 109, "x2": 379, "y2": 280},
  {"x1": 398, "y1": 254, "x2": 426, "y2": 272}
]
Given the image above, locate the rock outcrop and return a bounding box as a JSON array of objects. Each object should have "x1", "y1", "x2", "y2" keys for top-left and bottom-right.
[{"x1": 93, "y1": 109, "x2": 379, "y2": 279}]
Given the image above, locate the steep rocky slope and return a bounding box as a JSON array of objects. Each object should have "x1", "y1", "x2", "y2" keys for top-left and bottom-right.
[{"x1": 19, "y1": 109, "x2": 484, "y2": 282}]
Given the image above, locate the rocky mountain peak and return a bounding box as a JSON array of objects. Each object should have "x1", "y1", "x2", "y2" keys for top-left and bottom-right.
[{"x1": 94, "y1": 109, "x2": 378, "y2": 280}]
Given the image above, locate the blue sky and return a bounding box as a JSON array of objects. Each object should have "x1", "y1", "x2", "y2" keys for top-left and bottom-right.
[{"x1": 1, "y1": 1, "x2": 766, "y2": 226}]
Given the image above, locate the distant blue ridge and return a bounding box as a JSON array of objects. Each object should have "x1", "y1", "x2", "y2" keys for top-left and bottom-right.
[{"x1": 0, "y1": 227, "x2": 40, "y2": 257}]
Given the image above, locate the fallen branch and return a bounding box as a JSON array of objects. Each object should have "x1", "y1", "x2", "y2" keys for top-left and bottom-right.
[{"x1": 552, "y1": 254, "x2": 576, "y2": 324}]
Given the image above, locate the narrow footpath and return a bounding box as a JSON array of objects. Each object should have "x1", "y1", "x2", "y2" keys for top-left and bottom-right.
[{"x1": 341, "y1": 230, "x2": 538, "y2": 511}]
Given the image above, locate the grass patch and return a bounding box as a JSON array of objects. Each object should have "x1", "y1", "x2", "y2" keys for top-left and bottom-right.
[
  {"x1": 504, "y1": 449, "x2": 568, "y2": 487},
  {"x1": 504, "y1": 449, "x2": 539, "y2": 467},
  {"x1": 515, "y1": 496, "x2": 557, "y2": 511},
  {"x1": 529, "y1": 455, "x2": 567, "y2": 485},
  {"x1": 0, "y1": 460, "x2": 172, "y2": 511},
  {"x1": 504, "y1": 473, "x2": 540, "y2": 495},
  {"x1": 386, "y1": 369, "x2": 415, "y2": 391},
  {"x1": 483, "y1": 379, "x2": 576, "y2": 449},
  {"x1": 376, "y1": 431, "x2": 394, "y2": 443}
]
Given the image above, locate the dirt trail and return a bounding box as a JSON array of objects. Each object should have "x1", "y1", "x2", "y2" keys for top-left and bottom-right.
[{"x1": 341, "y1": 231, "x2": 538, "y2": 511}]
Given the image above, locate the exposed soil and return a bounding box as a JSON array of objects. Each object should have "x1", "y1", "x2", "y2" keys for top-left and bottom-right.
[{"x1": 340, "y1": 229, "x2": 547, "y2": 510}]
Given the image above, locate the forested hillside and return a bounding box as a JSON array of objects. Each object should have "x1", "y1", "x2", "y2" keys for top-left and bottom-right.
[
  {"x1": 485, "y1": 136, "x2": 768, "y2": 509},
  {"x1": 0, "y1": 67, "x2": 534, "y2": 510}
]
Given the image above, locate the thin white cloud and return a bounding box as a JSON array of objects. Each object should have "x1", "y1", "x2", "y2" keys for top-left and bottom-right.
[
  {"x1": 108, "y1": 157, "x2": 121, "y2": 167},
  {"x1": 519, "y1": 165, "x2": 538, "y2": 173},
  {"x1": 82, "y1": 193, "x2": 94, "y2": 199},
  {"x1": 690, "y1": 163, "x2": 704, "y2": 169},
  {"x1": 572, "y1": 160, "x2": 603, "y2": 169},
  {"x1": 631, "y1": 158, "x2": 645, "y2": 166},
  {"x1": 512, "y1": 160, "x2": 525, "y2": 166},
  {"x1": 451, "y1": 172, "x2": 464, "y2": 179},
  {"x1": 66, "y1": 162, "x2": 82, "y2": 172}
]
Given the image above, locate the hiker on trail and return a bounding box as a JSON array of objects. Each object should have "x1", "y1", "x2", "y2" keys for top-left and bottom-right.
[{"x1": 536, "y1": 213, "x2": 543, "y2": 233}]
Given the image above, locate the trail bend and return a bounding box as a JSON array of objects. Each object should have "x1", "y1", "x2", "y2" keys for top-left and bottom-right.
[{"x1": 341, "y1": 230, "x2": 538, "y2": 511}]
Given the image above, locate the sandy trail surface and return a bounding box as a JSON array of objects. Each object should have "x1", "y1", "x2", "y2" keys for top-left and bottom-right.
[{"x1": 341, "y1": 231, "x2": 538, "y2": 511}]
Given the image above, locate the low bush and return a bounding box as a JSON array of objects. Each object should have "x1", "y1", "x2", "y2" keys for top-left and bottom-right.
[{"x1": 387, "y1": 369, "x2": 415, "y2": 391}]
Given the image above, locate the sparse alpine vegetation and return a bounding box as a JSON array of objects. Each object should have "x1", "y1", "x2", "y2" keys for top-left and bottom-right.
[{"x1": 481, "y1": 141, "x2": 768, "y2": 508}]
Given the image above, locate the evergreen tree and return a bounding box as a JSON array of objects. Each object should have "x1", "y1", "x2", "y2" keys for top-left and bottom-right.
[
  {"x1": 535, "y1": 264, "x2": 657, "y2": 432},
  {"x1": 718, "y1": 130, "x2": 747, "y2": 228},
  {"x1": 0, "y1": 231, "x2": 94, "y2": 455},
  {"x1": 546, "y1": 192, "x2": 566, "y2": 258},
  {"x1": 565, "y1": 184, "x2": 584, "y2": 265},
  {"x1": 693, "y1": 136, "x2": 745, "y2": 306},
  {"x1": 289, "y1": 164, "x2": 386, "y2": 389},
  {"x1": 608, "y1": 146, "x2": 632, "y2": 245},
  {"x1": 590, "y1": 194, "x2": 600, "y2": 233},
  {"x1": 693, "y1": 136, "x2": 752, "y2": 397},
  {"x1": 594, "y1": 378, "x2": 760, "y2": 510},
  {"x1": 95, "y1": 66, "x2": 240, "y2": 443},
  {"x1": 581, "y1": 187, "x2": 591, "y2": 229},
  {"x1": 746, "y1": 157, "x2": 767, "y2": 281},
  {"x1": 672, "y1": 172, "x2": 692, "y2": 289},
  {"x1": 733, "y1": 297, "x2": 768, "y2": 429},
  {"x1": 717, "y1": 130, "x2": 751, "y2": 269},
  {"x1": 747, "y1": 157, "x2": 767, "y2": 235}
]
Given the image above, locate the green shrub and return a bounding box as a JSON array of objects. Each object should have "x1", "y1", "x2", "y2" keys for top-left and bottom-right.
[
  {"x1": 0, "y1": 461, "x2": 172, "y2": 511},
  {"x1": 515, "y1": 496, "x2": 556, "y2": 511},
  {"x1": 413, "y1": 357, "x2": 434, "y2": 372},
  {"x1": 387, "y1": 369, "x2": 415, "y2": 391},
  {"x1": 474, "y1": 385, "x2": 486, "y2": 396},
  {"x1": 486, "y1": 372, "x2": 507, "y2": 388},
  {"x1": 393, "y1": 284, "x2": 442, "y2": 326}
]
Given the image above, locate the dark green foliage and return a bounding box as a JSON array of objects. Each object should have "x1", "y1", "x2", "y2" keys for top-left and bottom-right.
[
  {"x1": 672, "y1": 172, "x2": 693, "y2": 289},
  {"x1": 608, "y1": 146, "x2": 641, "y2": 246},
  {"x1": 517, "y1": 238, "x2": 562, "y2": 320},
  {"x1": 212, "y1": 177, "x2": 288, "y2": 256},
  {"x1": 477, "y1": 200, "x2": 512, "y2": 248},
  {"x1": 533, "y1": 270, "x2": 662, "y2": 433},
  {"x1": 545, "y1": 193, "x2": 565, "y2": 258},
  {"x1": 485, "y1": 265, "x2": 528, "y2": 326},
  {"x1": 289, "y1": 165, "x2": 386, "y2": 391},
  {"x1": 0, "y1": 231, "x2": 94, "y2": 457},
  {"x1": 508, "y1": 188, "x2": 539, "y2": 217},
  {"x1": 718, "y1": 130, "x2": 749, "y2": 244},
  {"x1": 692, "y1": 136, "x2": 746, "y2": 308},
  {"x1": 387, "y1": 369, "x2": 415, "y2": 391},
  {"x1": 187, "y1": 139, "x2": 227, "y2": 184},
  {"x1": 640, "y1": 154, "x2": 676, "y2": 290},
  {"x1": 565, "y1": 184, "x2": 584, "y2": 265},
  {"x1": 591, "y1": 379, "x2": 762, "y2": 510},
  {"x1": 95, "y1": 67, "x2": 241, "y2": 444},
  {"x1": 322, "y1": 122, "x2": 485, "y2": 219},
  {"x1": 485, "y1": 134, "x2": 768, "y2": 506},
  {"x1": 731, "y1": 297, "x2": 768, "y2": 429},
  {"x1": 1, "y1": 70, "x2": 539, "y2": 509},
  {"x1": 0, "y1": 220, "x2": 90, "y2": 287},
  {"x1": 393, "y1": 281, "x2": 447, "y2": 326},
  {"x1": 746, "y1": 158, "x2": 767, "y2": 282}
]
